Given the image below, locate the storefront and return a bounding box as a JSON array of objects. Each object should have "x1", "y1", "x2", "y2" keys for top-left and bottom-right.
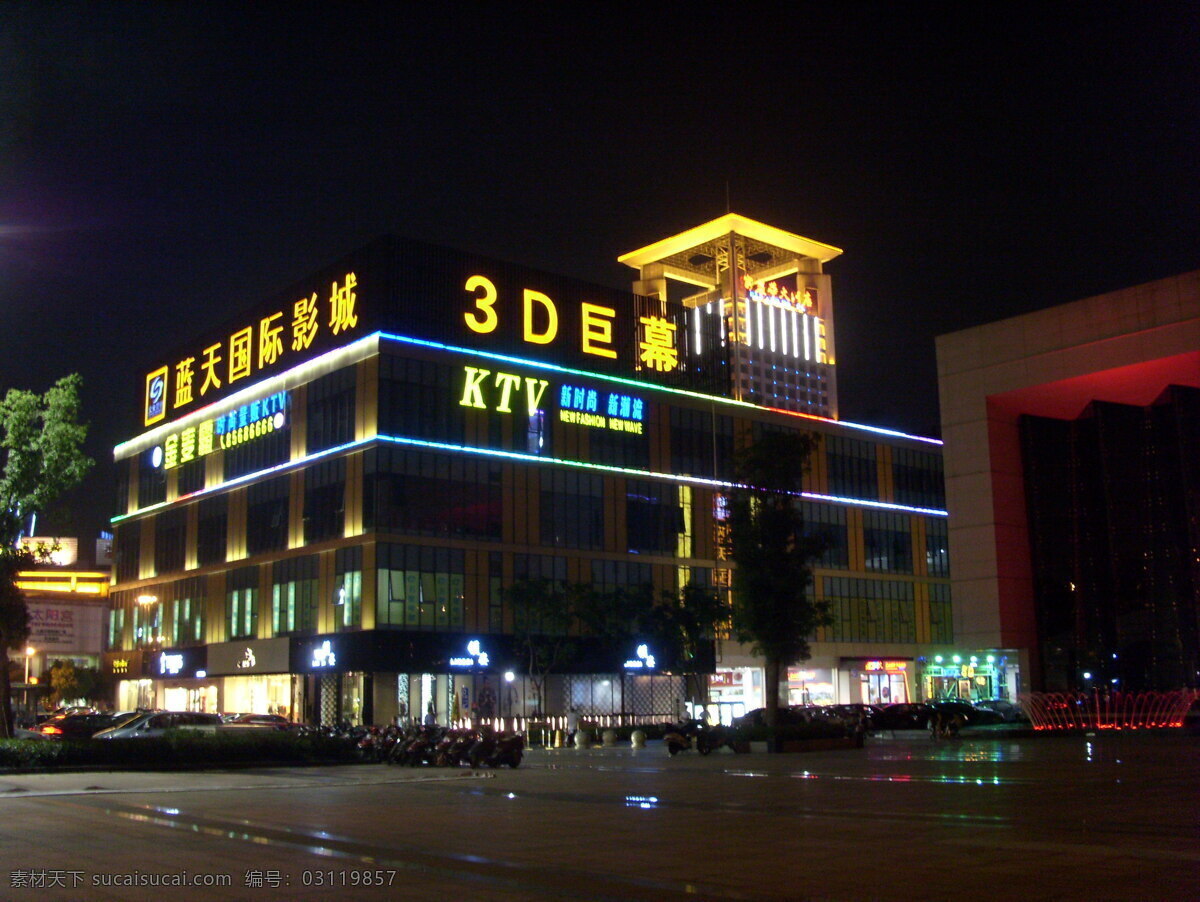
[
  {"x1": 843, "y1": 658, "x2": 911, "y2": 705},
  {"x1": 786, "y1": 665, "x2": 836, "y2": 706},
  {"x1": 918, "y1": 652, "x2": 1019, "y2": 701},
  {"x1": 208, "y1": 637, "x2": 295, "y2": 717},
  {"x1": 106, "y1": 650, "x2": 153, "y2": 711},
  {"x1": 707, "y1": 667, "x2": 761, "y2": 723},
  {"x1": 152, "y1": 647, "x2": 218, "y2": 713}
]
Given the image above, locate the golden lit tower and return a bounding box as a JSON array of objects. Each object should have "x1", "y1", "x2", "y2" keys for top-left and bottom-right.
[{"x1": 619, "y1": 213, "x2": 843, "y2": 418}]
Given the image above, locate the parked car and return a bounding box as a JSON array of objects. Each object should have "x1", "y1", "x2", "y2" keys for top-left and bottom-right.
[
  {"x1": 731, "y1": 706, "x2": 811, "y2": 730},
  {"x1": 222, "y1": 713, "x2": 302, "y2": 731},
  {"x1": 93, "y1": 711, "x2": 223, "y2": 739},
  {"x1": 922, "y1": 700, "x2": 1005, "y2": 727},
  {"x1": 972, "y1": 698, "x2": 1028, "y2": 723},
  {"x1": 33, "y1": 713, "x2": 121, "y2": 740},
  {"x1": 873, "y1": 703, "x2": 930, "y2": 730}
]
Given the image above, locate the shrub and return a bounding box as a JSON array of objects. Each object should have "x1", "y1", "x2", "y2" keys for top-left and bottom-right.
[{"x1": 0, "y1": 730, "x2": 361, "y2": 771}]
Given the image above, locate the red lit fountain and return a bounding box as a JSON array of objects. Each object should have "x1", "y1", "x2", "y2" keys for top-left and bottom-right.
[{"x1": 1019, "y1": 689, "x2": 1197, "y2": 731}]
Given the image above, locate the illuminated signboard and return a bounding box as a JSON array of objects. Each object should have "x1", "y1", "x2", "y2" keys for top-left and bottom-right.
[
  {"x1": 623, "y1": 644, "x2": 656, "y2": 670},
  {"x1": 143, "y1": 271, "x2": 360, "y2": 427},
  {"x1": 112, "y1": 658, "x2": 130, "y2": 674},
  {"x1": 311, "y1": 640, "x2": 337, "y2": 668},
  {"x1": 743, "y1": 273, "x2": 817, "y2": 312},
  {"x1": 157, "y1": 391, "x2": 288, "y2": 470},
  {"x1": 864, "y1": 660, "x2": 907, "y2": 673},
  {"x1": 459, "y1": 367, "x2": 549, "y2": 416},
  {"x1": 464, "y1": 275, "x2": 680, "y2": 375},
  {"x1": 449, "y1": 639, "x2": 489, "y2": 668},
  {"x1": 159, "y1": 653, "x2": 183, "y2": 676},
  {"x1": 557, "y1": 384, "x2": 645, "y2": 434}
]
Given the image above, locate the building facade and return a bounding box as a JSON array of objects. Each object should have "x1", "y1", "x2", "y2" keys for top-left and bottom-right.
[
  {"x1": 937, "y1": 270, "x2": 1200, "y2": 693},
  {"x1": 106, "y1": 219, "x2": 961, "y2": 725}
]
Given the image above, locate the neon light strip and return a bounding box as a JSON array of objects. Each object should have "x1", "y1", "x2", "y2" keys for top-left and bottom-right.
[
  {"x1": 791, "y1": 310, "x2": 800, "y2": 362},
  {"x1": 374, "y1": 332, "x2": 942, "y2": 445},
  {"x1": 114, "y1": 334, "x2": 381, "y2": 460},
  {"x1": 111, "y1": 429, "x2": 947, "y2": 524},
  {"x1": 756, "y1": 301, "x2": 764, "y2": 350}
]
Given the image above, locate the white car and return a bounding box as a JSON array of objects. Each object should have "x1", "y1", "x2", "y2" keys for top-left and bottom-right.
[{"x1": 92, "y1": 711, "x2": 223, "y2": 739}]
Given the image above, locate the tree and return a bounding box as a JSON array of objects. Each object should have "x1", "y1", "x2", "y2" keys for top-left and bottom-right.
[
  {"x1": 504, "y1": 578, "x2": 580, "y2": 717},
  {"x1": 0, "y1": 374, "x2": 92, "y2": 737},
  {"x1": 726, "y1": 430, "x2": 829, "y2": 729},
  {"x1": 48, "y1": 658, "x2": 81, "y2": 709},
  {"x1": 632, "y1": 584, "x2": 726, "y2": 710}
]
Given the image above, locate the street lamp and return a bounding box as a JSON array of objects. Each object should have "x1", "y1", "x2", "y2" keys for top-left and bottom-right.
[{"x1": 24, "y1": 646, "x2": 34, "y2": 685}]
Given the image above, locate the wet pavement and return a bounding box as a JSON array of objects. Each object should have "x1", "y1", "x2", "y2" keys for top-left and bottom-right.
[{"x1": 0, "y1": 732, "x2": 1196, "y2": 900}]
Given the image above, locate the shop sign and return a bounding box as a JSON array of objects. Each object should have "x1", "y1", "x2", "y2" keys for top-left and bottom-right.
[
  {"x1": 156, "y1": 391, "x2": 289, "y2": 470},
  {"x1": 743, "y1": 273, "x2": 817, "y2": 313},
  {"x1": 449, "y1": 639, "x2": 490, "y2": 668},
  {"x1": 787, "y1": 668, "x2": 818, "y2": 682},
  {"x1": 459, "y1": 367, "x2": 549, "y2": 417},
  {"x1": 159, "y1": 653, "x2": 184, "y2": 676},
  {"x1": 142, "y1": 271, "x2": 362, "y2": 426},
  {"x1": 207, "y1": 638, "x2": 290, "y2": 675},
  {"x1": 27, "y1": 601, "x2": 104, "y2": 653},
  {"x1": 710, "y1": 670, "x2": 742, "y2": 688},
  {"x1": 112, "y1": 658, "x2": 131, "y2": 675},
  {"x1": 311, "y1": 640, "x2": 337, "y2": 668},
  {"x1": 865, "y1": 661, "x2": 907, "y2": 673},
  {"x1": 624, "y1": 644, "x2": 656, "y2": 670},
  {"x1": 557, "y1": 384, "x2": 645, "y2": 435}
]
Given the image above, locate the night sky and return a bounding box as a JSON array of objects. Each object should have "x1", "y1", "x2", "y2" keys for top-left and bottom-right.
[{"x1": 2, "y1": 4, "x2": 1198, "y2": 545}]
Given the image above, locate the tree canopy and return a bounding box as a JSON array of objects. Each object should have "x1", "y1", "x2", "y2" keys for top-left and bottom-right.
[
  {"x1": 726, "y1": 430, "x2": 829, "y2": 727},
  {"x1": 0, "y1": 374, "x2": 92, "y2": 736}
]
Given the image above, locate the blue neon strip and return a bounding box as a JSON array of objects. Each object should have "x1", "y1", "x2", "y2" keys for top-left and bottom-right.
[
  {"x1": 112, "y1": 431, "x2": 947, "y2": 524},
  {"x1": 375, "y1": 331, "x2": 942, "y2": 446}
]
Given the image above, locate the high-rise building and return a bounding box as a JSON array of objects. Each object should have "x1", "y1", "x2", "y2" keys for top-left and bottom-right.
[{"x1": 105, "y1": 224, "x2": 957, "y2": 725}]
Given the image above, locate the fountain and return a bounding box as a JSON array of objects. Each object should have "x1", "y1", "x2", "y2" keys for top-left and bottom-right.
[{"x1": 1019, "y1": 689, "x2": 1198, "y2": 731}]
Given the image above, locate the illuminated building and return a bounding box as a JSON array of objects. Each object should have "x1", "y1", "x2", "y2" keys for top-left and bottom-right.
[
  {"x1": 105, "y1": 224, "x2": 953, "y2": 724},
  {"x1": 937, "y1": 270, "x2": 1200, "y2": 693},
  {"x1": 620, "y1": 214, "x2": 841, "y2": 417}
]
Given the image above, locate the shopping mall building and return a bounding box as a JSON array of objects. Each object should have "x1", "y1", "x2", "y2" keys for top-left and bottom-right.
[{"x1": 104, "y1": 215, "x2": 1008, "y2": 725}]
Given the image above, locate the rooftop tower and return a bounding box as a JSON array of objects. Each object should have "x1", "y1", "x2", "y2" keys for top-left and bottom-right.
[{"x1": 620, "y1": 213, "x2": 842, "y2": 418}]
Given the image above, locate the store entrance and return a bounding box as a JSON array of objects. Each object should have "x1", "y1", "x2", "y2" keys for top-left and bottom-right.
[{"x1": 860, "y1": 671, "x2": 908, "y2": 705}]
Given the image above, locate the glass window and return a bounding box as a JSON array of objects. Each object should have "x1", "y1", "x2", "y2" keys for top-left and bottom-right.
[
  {"x1": 196, "y1": 497, "x2": 227, "y2": 566},
  {"x1": 246, "y1": 476, "x2": 289, "y2": 556},
  {"x1": 226, "y1": 566, "x2": 259, "y2": 639},
  {"x1": 375, "y1": 543, "x2": 465, "y2": 631},
  {"x1": 925, "y1": 517, "x2": 950, "y2": 578},
  {"x1": 863, "y1": 511, "x2": 913, "y2": 574},
  {"x1": 271, "y1": 556, "x2": 318, "y2": 636},
  {"x1": 308, "y1": 367, "x2": 356, "y2": 453},
  {"x1": 335, "y1": 546, "x2": 363, "y2": 631},
  {"x1": 304, "y1": 458, "x2": 345, "y2": 543}
]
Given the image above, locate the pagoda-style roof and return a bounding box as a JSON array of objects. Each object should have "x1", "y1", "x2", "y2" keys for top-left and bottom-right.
[{"x1": 618, "y1": 213, "x2": 843, "y2": 270}]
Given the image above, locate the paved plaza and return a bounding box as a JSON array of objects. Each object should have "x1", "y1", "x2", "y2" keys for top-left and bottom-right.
[{"x1": 0, "y1": 732, "x2": 1196, "y2": 901}]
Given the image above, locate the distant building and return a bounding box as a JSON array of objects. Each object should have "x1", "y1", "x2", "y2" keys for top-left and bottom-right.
[{"x1": 937, "y1": 271, "x2": 1200, "y2": 692}]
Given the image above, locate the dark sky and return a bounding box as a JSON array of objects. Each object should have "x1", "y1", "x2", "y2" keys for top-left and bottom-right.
[{"x1": 2, "y1": 3, "x2": 1198, "y2": 544}]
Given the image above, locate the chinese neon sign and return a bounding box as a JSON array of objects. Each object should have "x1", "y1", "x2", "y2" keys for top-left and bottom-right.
[
  {"x1": 158, "y1": 391, "x2": 289, "y2": 470},
  {"x1": 864, "y1": 660, "x2": 907, "y2": 672},
  {"x1": 463, "y1": 274, "x2": 679, "y2": 373},
  {"x1": 742, "y1": 273, "x2": 817, "y2": 312},
  {"x1": 557, "y1": 384, "x2": 645, "y2": 435},
  {"x1": 143, "y1": 272, "x2": 360, "y2": 426}
]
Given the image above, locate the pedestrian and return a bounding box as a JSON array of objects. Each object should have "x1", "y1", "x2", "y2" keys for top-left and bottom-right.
[
  {"x1": 566, "y1": 706, "x2": 579, "y2": 744},
  {"x1": 424, "y1": 703, "x2": 437, "y2": 727}
]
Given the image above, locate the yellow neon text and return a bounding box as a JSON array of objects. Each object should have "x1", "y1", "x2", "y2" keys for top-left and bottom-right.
[
  {"x1": 523, "y1": 289, "x2": 558, "y2": 345},
  {"x1": 581, "y1": 303, "x2": 617, "y2": 359},
  {"x1": 463, "y1": 275, "x2": 498, "y2": 334}
]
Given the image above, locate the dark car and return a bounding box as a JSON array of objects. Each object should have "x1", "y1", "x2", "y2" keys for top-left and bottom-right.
[
  {"x1": 922, "y1": 700, "x2": 1004, "y2": 727},
  {"x1": 873, "y1": 703, "x2": 930, "y2": 730},
  {"x1": 33, "y1": 713, "x2": 119, "y2": 740},
  {"x1": 731, "y1": 706, "x2": 811, "y2": 730},
  {"x1": 972, "y1": 698, "x2": 1028, "y2": 723},
  {"x1": 223, "y1": 713, "x2": 301, "y2": 731}
]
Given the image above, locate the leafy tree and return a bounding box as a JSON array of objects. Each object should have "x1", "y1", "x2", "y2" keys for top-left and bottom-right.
[
  {"x1": 0, "y1": 374, "x2": 92, "y2": 737},
  {"x1": 726, "y1": 431, "x2": 829, "y2": 728},
  {"x1": 648, "y1": 583, "x2": 727, "y2": 709},
  {"x1": 48, "y1": 659, "x2": 82, "y2": 708},
  {"x1": 504, "y1": 578, "x2": 580, "y2": 717}
]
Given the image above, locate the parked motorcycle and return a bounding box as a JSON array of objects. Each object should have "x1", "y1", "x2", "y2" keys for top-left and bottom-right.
[
  {"x1": 664, "y1": 719, "x2": 729, "y2": 756},
  {"x1": 467, "y1": 727, "x2": 524, "y2": 768}
]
